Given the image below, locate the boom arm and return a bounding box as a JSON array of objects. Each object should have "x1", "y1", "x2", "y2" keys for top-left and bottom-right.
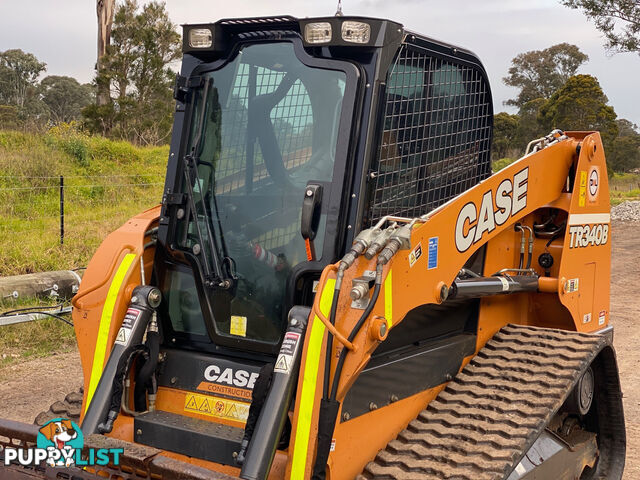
[{"x1": 287, "y1": 131, "x2": 612, "y2": 478}]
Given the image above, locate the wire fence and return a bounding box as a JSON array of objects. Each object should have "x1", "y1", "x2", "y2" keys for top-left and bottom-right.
[{"x1": 0, "y1": 174, "x2": 165, "y2": 246}]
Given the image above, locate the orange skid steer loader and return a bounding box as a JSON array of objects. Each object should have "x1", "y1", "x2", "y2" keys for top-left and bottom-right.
[{"x1": 0, "y1": 14, "x2": 625, "y2": 480}]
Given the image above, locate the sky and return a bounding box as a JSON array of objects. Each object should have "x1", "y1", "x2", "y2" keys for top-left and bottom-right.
[{"x1": 0, "y1": 0, "x2": 638, "y2": 125}]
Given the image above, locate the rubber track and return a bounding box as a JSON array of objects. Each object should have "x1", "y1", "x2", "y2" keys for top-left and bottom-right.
[{"x1": 359, "y1": 324, "x2": 606, "y2": 480}]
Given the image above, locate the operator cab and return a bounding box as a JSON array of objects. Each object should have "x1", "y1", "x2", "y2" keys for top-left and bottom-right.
[{"x1": 156, "y1": 15, "x2": 492, "y2": 360}]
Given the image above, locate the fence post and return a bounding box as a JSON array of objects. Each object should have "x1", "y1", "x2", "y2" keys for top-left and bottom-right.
[{"x1": 59, "y1": 175, "x2": 64, "y2": 245}]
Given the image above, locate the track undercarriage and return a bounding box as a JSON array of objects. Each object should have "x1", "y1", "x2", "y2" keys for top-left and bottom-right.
[{"x1": 361, "y1": 325, "x2": 625, "y2": 480}]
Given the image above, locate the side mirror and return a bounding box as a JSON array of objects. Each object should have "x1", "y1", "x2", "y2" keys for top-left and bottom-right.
[{"x1": 300, "y1": 184, "x2": 323, "y2": 261}]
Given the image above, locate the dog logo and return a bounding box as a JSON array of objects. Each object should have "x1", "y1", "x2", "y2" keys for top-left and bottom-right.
[
  {"x1": 36, "y1": 418, "x2": 83, "y2": 467},
  {"x1": 4, "y1": 417, "x2": 122, "y2": 468}
]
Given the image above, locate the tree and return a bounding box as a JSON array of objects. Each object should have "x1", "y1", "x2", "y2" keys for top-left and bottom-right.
[
  {"x1": 503, "y1": 43, "x2": 588, "y2": 108},
  {"x1": 561, "y1": 0, "x2": 640, "y2": 54},
  {"x1": 492, "y1": 112, "x2": 520, "y2": 160},
  {"x1": 40, "y1": 76, "x2": 93, "y2": 124},
  {"x1": 97, "y1": 0, "x2": 116, "y2": 105},
  {"x1": 616, "y1": 118, "x2": 640, "y2": 137},
  {"x1": 84, "y1": 0, "x2": 181, "y2": 144},
  {"x1": 0, "y1": 49, "x2": 46, "y2": 109},
  {"x1": 608, "y1": 119, "x2": 640, "y2": 172},
  {"x1": 539, "y1": 74, "x2": 618, "y2": 148},
  {"x1": 515, "y1": 98, "x2": 548, "y2": 148}
]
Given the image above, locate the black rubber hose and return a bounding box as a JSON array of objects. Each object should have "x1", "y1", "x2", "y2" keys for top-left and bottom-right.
[
  {"x1": 312, "y1": 281, "x2": 383, "y2": 480},
  {"x1": 329, "y1": 281, "x2": 382, "y2": 402},
  {"x1": 134, "y1": 330, "x2": 160, "y2": 411},
  {"x1": 98, "y1": 345, "x2": 148, "y2": 433}
]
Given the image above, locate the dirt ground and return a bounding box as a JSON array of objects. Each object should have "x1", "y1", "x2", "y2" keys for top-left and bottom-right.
[
  {"x1": 0, "y1": 221, "x2": 638, "y2": 477},
  {"x1": 609, "y1": 221, "x2": 640, "y2": 479}
]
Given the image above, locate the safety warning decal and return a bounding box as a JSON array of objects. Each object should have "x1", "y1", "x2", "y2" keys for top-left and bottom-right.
[
  {"x1": 583, "y1": 312, "x2": 592, "y2": 324},
  {"x1": 274, "y1": 331, "x2": 301, "y2": 375},
  {"x1": 428, "y1": 237, "x2": 438, "y2": 270},
  {"x1": 114, "y1": 328, "x2": 129, "y2": 345},
  {"x1": 114, "y1": 308, "x2": 140, "y2": 345},
  {"x1": 408, "y1": 242, "x2": 422, "y2": 268},
  {"x1": 565, "y1": 278, "x2": 579, "y2": 294},
  {"x1": 184, "y1": 392, "x2": 250, "y2": 423},
  {"x1": 230, "y1": 315, "x2": 247, "y2": 337},
  {"x1": 599, "y1": 310, "x2": 606, "y2": 326},
  {"x1": 579, "y1": 171, "x2": 587, "y2": 207}
]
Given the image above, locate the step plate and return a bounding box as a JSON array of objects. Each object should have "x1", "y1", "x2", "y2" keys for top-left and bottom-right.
[
  {"x1": 134, "y1": 410, "x2": 244, "y2": 466},
  {"x1": 359, "y1": 324, "x2": 607, "y2": 480}
]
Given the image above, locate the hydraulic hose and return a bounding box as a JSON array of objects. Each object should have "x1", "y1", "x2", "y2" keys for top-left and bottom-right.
[
  {"x1": 134, "y1": 329, "x2": 160, "y2": 411},
  {"x1": 312, "y1": 264, "x2": 384, "y2": 480},
  {"x1": 329, "y1": 266, "x2": 383, "y2": 402}
]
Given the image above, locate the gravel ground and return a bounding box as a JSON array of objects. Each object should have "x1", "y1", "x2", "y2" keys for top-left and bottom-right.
[
  {"x1": 612, "y1": 201, "x2": 640, "y2": 222},
  {"x1": 0, "y1": 219, "x2": 638, "y2": 476}
]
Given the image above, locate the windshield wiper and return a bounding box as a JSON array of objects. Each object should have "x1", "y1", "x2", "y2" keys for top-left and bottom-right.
[{"x1": 183, "y1": 78, "x2": 233, "y2": 290}]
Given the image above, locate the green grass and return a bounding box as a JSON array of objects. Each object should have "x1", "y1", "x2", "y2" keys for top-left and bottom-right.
[
  {"x1": 609, "y1": 173, "x2": 640, "y2": 205},
  {"x1": 0, "y1": 127, "x2": 168, "y2": 276},
  {"x1": 0, "y1": 126, "x2": 167, "y2": 367},
  {"x1": 0, "y1": 296, "x2": 75, "y2": 368},
  {"x1": 0, "y1": 317, "x2": 76, "y2": 369}
]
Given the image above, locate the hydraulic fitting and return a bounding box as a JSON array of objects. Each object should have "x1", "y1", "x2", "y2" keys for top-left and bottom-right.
[
  {"x1": 377, "y1": 223, "x2": 413, "y2": 265},
  {"x1": 340, "y1": 227, "x2": 380, "y2": 271},
  {"x1": 364, "y1": 223, "x2": 398, "y2": 260}
]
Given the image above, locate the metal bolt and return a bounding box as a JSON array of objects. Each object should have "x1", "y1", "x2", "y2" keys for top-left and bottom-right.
[
  {"x1": 170, "y1": 153, "x2": 174, "y2": 157},
  {"x1": 350, "y1": 283, "x2": 369, "y2": 301},
  {"x1": 290, "y1": 318, "x2": 298, "y2": 327},
  {"x1": 369, "y1": 402, "x2": 378, "y2": 411},
  {"x1": 440, "y1": 284, "x2": 449, "y2": 302},
  {"x1": 147, "y1": 288, "x2": 162, "y2": 308},
  {"x1": 347, "y1": 225, "x2": 352, "y2": 230},
  {"x1": 131, "y1": 296, "x2": 138, "y2": 303},
  {"x1": 390, "y1": 394, "x2": 399, "y2": 403},
  {"x1": 193, "y1": 243, "x2": 201, "y2": 255},
  {"x1": 365, "y1": 83, "x2": 371, "y2": 88},
  {"x1": 136, "y1": 429, "x2": 142, "y2": 435},
  {"x1": 445, "y1": 373, "x2": 453, "y2": 381},
  {"x1": 351, "y1": 193, "x2": 356, "y2": 198},
  {"x1": 176, "y1": 208, "x2": 185, "y2": 219},
  {"x1": 342, "y1": 412, "x2": 351, "y2": 421},
  {"x1": 369, "y1": 172, "x2": 377, "y2": 179},
  {"x1": 379, "y1": 323, "x2": 387, "y2": 337},
  {"x1": 171, "y1": 337, "x2": 176, "y2": 343},
  {"x1": 170, "y1": 376, "x2": 177, "y2": 384},
  {"x1": 306, "y1": 189, "x2": 313, "y2": 197}
]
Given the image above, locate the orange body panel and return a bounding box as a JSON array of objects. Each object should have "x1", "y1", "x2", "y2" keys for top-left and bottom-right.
[
  {"x1": 288, "y1": 132, "x2": 613, "y2": 477},
  {"x1": 72, "y1": 205, "x2": 160, "y2": 421},
  {"x1": 73, "y1": 133, "x2": 611, "y2": 479}
]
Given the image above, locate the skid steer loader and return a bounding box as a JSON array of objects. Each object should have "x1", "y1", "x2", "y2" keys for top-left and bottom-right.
[{"x1": 0, "y1": 14, "x2": 625, "y2": 480}]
